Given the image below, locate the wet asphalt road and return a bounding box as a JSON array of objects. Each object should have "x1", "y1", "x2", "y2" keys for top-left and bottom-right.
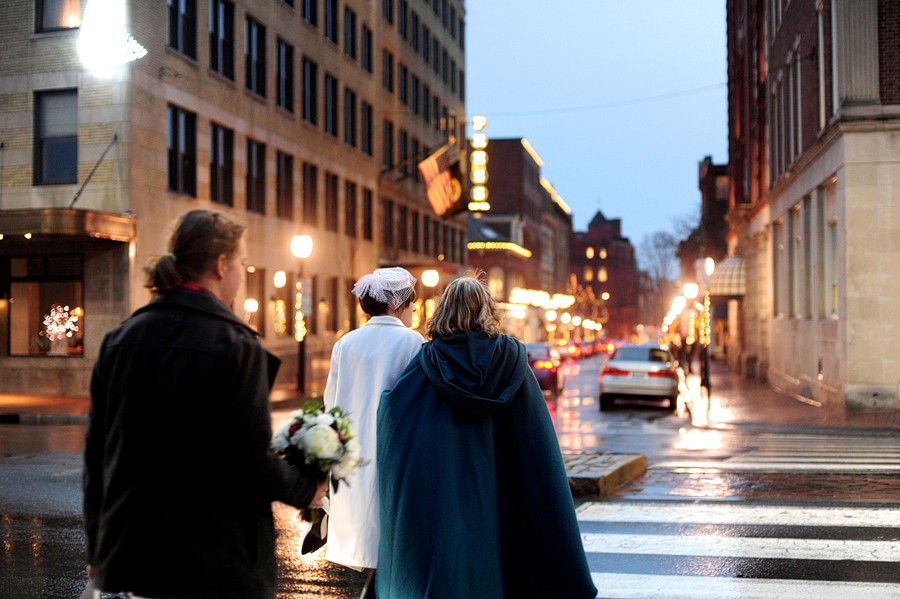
[{"x1": 3, "y1": 354, "x2": 900, "y2": 597}]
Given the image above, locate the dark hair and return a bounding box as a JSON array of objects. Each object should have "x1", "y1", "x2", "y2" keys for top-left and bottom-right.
[
  {"x1": 145, "y1": 209, "x2": 246, "y2": 294},
  {"x1": 358, "y1": 288, "x2": 418, "y2": 317},
  {"x1": 427, "y1": 274, "x2": 502, "y2": 340}
]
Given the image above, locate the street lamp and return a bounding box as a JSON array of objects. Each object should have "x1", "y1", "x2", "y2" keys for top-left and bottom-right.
[{"x1": 291, "y1": 234, "x2": 313, "y2": 393}]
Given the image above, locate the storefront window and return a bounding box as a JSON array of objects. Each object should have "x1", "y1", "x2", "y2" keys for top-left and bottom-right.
[{"x1": 5, "y1": 255, "x2": 84, "y2": 356}]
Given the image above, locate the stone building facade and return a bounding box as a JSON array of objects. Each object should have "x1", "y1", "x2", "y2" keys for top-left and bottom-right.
[{"x1": 0, "y1": 0, "x2": 467, "y2": 396}]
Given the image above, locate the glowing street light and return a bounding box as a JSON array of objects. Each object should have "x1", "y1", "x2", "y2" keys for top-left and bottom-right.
[{"x1": 290, "y1": 234, "x2": 314, "y2": 392}]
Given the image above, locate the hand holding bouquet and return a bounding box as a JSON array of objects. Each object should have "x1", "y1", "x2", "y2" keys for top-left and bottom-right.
[{"x1": 272, "y1": 401, "x2": 365, "y2": 493}]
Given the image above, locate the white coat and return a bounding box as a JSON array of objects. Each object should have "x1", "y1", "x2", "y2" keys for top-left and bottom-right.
[{"x1": 323, "y1": 315, "x2": 424, "y2": 569}]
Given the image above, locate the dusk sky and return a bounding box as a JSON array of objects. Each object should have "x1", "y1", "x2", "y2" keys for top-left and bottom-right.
[{"x1": 466, "y1": 1, "x2": 728, "y2": 262}]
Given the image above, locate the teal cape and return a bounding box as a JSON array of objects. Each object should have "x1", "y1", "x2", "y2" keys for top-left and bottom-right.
[{"x1": 376, "y1": 332, "x2": 597, "y2": 599}]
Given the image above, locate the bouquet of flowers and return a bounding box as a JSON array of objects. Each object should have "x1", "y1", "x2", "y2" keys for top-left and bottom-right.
[{"x1": 272, "y1": 401, "x2": 365, "y2": 494}]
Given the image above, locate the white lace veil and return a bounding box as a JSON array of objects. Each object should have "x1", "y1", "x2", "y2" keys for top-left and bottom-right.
[{"x1": 352, "y1": 267, "x2": 417, "y2": 311}]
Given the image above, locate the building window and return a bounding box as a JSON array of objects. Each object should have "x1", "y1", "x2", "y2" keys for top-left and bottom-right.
[
  {"x1": 209, "y1": 0, "x2": 234, "y2": 79},
  {"x1": 346, "y1": 279, "x2": 358, "y2": 330},
  {"x1": 246, "y1": 139, "x2": 265, "y2": 214},
  {"x1": 38, "y1": 0, "x2": 82, "y2": 32},
  {"x1": 458, "y1": 16, "x2": 464, "y2": 49},
  {"x1": 324, "y1": 172, "x2": 339, "y2": 232},
  {"x1": 441, "y1": 49, "x2": 448, "y2": 83},
  {"x1": 441, "y1": 0, "x2": 448, "y2": 26},
  {"x1": 245, "y1": 17, "x2": 266, "y2": 97},
  {"x1": 432, "y1": 96, "x2": 440, "y2": 130},
  {"x1": 325, "y1": 0, "x2": 338, "y2": 43},
  {"x1": 276, "y1": 39, "x2": 294, "y2": 112},
  {"x1": 167, "y1": 104, "x2": 196, "y2": 196},
  {"x1": 398, "y1": 63, "x2": 408, "y2": 105},
  {"x1": 410, "y1": 210, "x2": 419, "y2": 253},
  {"x1": 325, "y1": 74, "x2": 339, "y2": 137},
  {"x1": 383, "y1": 198, "x2": 394, "y2": 247},
  {"x1": 362, "y1": 26, "x2": 373, "y2": 73},
  {"x1": 398, "y1": 0, "x2": 408, "y2": 38},
  {"x1": 411, "y1": 75, "x2": 420, "y2": 114},
  {"x1": 35, "y1": 90, "x2": 77, "y2": 185},
  {"x1": 598, "y1": 267, "x2": 608, "y2": 283},
  {"x1": 803, "y1": 195, "x2": 812, "y2": 318},
  {"x1": 361, "y1": 101, "x2": 373, "y2": 156},
  {"x1": 398, "y1": 129, "x2": 408, "y2": 176},
  {"x1": 303, "y1": 58, "x2": 318, "y2": 124},
  {"x1": 459, "y1": 69, "x2": 464, "y2": 101},
  {"x1": 383, "y1": 0, "x2": 393, "y2": 23},
  {"x1": 362, "y1": 188, "x2": 373, "y2": 240},
  {"x1": 397, "y1": 205, "x2": 408, "y2": 250},
  {"x1": 488, "y1": 267, "x2": 504, "y2": 300},
  {"x1": 383, "y1": 119, "x2": 394, "y2": 170},
  {"x1": 583, "y1": 267, "x2": 594, "y2": 282},
  {"x1": 325, "y1": 277, "x2": 340, "y2": 332},
  {"x1": 303, "y1": 0, "x2": 318, "y2": 26},
  {"x1": 344, "y1": 88, "x2": 358, "y2": 147},
  {"x1": 789, "y1": 205, "x2": 802, "y2": 318},
  {"x1": 245, "y1": 268, "x2": 265, "y2": 336},
  {"x1": 345, "y1": 7, "x2": 357, "y2": 60},
  {"x1": 450, "y1": 5, "x2": 456, "y2": 38},
  {"x1": 345, "y1": 181, "x2": 357, "y2": 237},
  {"x1": 303, "y1": 162, "x2": 318, "y2": 226},
  {"x1": 772, "y1": 219, "x2": 783, "y2": 317},
  {"x1": 432, "y1": 39, "x2": 439, "y2": 73},
  {"x1": 276, "y1": 151, "x2": 293, "y2": 220},
  {"x1": 422, "y1": 84, "x2": 430, "y2": 123},
  {"x1": 383, "y1": 49, "x2": 394, "y2": 92},
  {"x1": 423, "y1": 216, "x2": 432, "y2": 255},
  {"x1": 5, "y1": 255, "x2": 84, "y2": 356},
  {"x1": 422, "y1": 26, "x2": 430, "y2": 64},
  {"x1": 168, "y1": 0, "x2": 197, "y2": 58},
  {"x1": 210, "y1": 123, "x2": 234, "y2": 206},
  {"x1": 410, "y1": 11, "x2": 419, "y2": 51},
  {"x1": 450, "y1": 59, "x2": 456, "y2": 92}
]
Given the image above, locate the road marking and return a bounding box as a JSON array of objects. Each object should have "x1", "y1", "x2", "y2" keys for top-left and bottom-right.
[
  {"x1": 649, "y1": 460, "x2": 900, "y2": 471},
  {"x1": 577, "y1": 502, "x2": 900, "y2": 528},
  {"x1": 582, "y1": 532, "x2": 900, "y2": 562},
  {"x1": 588, "y1": 573, "x2": 900, "y2": 599}
]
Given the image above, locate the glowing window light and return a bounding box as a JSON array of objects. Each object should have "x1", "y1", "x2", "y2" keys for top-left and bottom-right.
[
  {"x1": 274, "y1": 299, "x2": 287, "y2": 335},
  {"x1": 78, "y1": 0, "x2": 148, "y2": 74},
  {"x1": 244, "y1": 299, "x2": 259, "y2": 313},
  {"x1": 274, "y1": 271, "x2": 287, "y2": 288},
  {"x1": 467, "y1": 241, "x2": 531, "y2": 258}
]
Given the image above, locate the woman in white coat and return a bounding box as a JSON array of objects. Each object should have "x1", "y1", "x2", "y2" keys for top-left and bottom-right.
[{"x1": 323, "y1": 267, "x2": 424, "y2": 597}]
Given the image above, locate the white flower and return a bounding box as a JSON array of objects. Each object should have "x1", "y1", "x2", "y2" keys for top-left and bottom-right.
[
  {"x1": 290, "y1": 410, "x2": 305, "y2": 419},
  {"x1": 290, "y1": 426, "x2": 306, "y2": 446},
  {"x1": 302, "y1": 414, "x2": 317, "y2": 426},
  {"x1": 272, "y1": 432, "x2": 290, "y2": 452},
  {"x1": 315, "y1": 413, "x2": 335, "y2": 426},
  {"x1": 345, "y1": 437, "x2": 361, "y2": 459},
  {"x1": 302, "y1": 424, "x2": 342, "y2": 460},
  {"x1": 331, "y1": 454, "x2": 359, "y2": 481}
]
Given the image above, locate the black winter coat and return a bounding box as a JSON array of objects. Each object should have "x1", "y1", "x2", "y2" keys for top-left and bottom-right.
[{"x1": 83, "y1": 289, "x2": 316, "y2": 599}]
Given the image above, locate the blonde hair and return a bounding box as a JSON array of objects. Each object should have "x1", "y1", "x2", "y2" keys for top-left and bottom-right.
[
  {"x1": 427, "y1": 274, "x2": 502, "y2": 340},
  {"x1": 145, "y1": 209, "x2": 246, "y2": 294}
]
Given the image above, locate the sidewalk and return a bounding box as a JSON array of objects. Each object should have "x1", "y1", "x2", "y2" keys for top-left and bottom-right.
[{"x1": 680, "y1": 360, "x2": 900, "y2": 434}]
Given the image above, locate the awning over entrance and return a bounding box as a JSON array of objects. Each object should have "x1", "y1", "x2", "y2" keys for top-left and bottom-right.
[
  {"x1": 708, "y1": 256, "x2": 745, "y2": 297},
  {"x1": 0, "y1": 209, "x2": 136, "y2": 242}
]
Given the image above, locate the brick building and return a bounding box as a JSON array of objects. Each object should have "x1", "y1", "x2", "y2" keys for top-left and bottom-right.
[
  {"x1": 569, "y1": 212, "x2": 639, "y2": 341},
  {"x1": 466, "y1": 138, "x2": 572, "y2": 342},
  {"x1": 0, "y1": 0, "x2": 467, "y2": 396},
  {"x1": 726, "y1": 0, "x2": 900, "y2": 409}
]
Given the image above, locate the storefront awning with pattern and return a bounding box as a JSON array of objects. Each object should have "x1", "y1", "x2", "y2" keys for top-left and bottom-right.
[{"x1": 708, "y1": 256, "x2": 745, "y2": 297}]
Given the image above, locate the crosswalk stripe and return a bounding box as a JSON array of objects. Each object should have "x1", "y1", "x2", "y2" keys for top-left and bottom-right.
[
  {"x1": 588, "y1": 573, "x2": 900, "y2": 599},
  {"x1": 582, "y1": 532, "x2": 900, "y2": 562},
  {"x1": 577, "y1": 502, "x2": 900, "y2": 528},
  {"x1": 649, "y1": 460, "x2": 900, "y2": 471}
]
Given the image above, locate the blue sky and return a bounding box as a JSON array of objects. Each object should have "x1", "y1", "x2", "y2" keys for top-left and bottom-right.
[{"x1": 466, "y1": 1, "x2": 728, "y2": 257}]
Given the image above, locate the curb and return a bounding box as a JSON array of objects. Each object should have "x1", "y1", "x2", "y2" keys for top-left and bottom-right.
[
  {"x1": 0, "y1": 413, "x2": 89, "y2": 425},
  {"x1": 563, "y1": 453, "x2": 647, "y2": 497}
]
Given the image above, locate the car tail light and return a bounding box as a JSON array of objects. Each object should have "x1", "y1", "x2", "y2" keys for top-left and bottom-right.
[
  {"x1": 648, "y1": 369, "x2": 677, "y2": 379},
  {"x1": 600, "y1": 366, "x2": 629, "y2": 377},
  {"x1": 534, "y1": 360, "x2": 556, "y2": 371},
  {"x1": 606, "y1": 343, "x2": 615, "y2": 353}
]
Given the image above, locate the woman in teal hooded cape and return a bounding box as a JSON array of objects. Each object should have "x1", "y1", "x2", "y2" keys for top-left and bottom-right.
[{"x1": 376, "y1": 277, "x2": 597, "y2": 599}]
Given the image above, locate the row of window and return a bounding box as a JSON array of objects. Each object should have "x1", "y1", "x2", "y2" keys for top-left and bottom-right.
[
  {"x1": 381, "y1": 197, "x2": 465, "y2": 262},
  {"x1": 384, "y1": 0, "x2": 465, "y2": 52},
  {"x1": 383, "y1": 48, "x2": 464, "y2": 106},
  {"x1": 772, "y1": 179, "x2": 839, "y2": 320}
]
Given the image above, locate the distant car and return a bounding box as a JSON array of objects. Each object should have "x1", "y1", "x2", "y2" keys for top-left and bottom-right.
[
  {"x1": 578, "y1": 340, "x2": 594, "y2": 357},
  {"x1": 598, "y1": 343, "x2": 679, "y2": 411},
  {"x1": 555, "y1": 339, "x2": 582, "y2": 360},
  {"x1": 526, "y1": 342, "x2": 565, "y2": 398}
]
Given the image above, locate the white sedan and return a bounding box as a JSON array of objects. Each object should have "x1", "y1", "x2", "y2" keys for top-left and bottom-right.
[{"x1": 598, "y1": 343, "x2": 679, "y2": 411}]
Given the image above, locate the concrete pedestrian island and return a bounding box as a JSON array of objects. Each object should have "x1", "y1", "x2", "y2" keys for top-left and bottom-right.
[{"x1": 563, "y1": 452, "x2": 647, "y2": 497}]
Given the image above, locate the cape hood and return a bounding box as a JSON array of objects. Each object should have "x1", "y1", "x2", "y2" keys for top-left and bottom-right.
[{"x1": 417, "y1": 332, "x2": 529, "y2": 418}]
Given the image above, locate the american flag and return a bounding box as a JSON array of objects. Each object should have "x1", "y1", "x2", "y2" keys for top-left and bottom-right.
[{"x1": 418, "y1": 145, "x2": 454, "y2": 216}]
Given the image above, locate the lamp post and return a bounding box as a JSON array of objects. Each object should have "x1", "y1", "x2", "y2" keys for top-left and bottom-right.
[
  {"x1": 699, "y1": 258, "x2": 715, "y2": 395},
  {"x1": 290, "y1": 235, "x2": 313, "y2": 393},
  {"x1": 422, "y1": 269, "x2": 439, "y2": 330}
]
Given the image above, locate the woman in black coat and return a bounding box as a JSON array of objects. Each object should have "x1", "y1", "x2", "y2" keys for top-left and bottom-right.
[{"x1": 83, "y1": 209, "x2": 327, "y2": 599}]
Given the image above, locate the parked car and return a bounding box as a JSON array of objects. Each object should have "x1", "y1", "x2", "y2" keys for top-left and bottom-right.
[
  {"x1": 526, "y1": 342, "x2": 565, "y2": 398},
  {"x1": 598, "y1": 342, "x2": 679, "y2": 411},
  {"x1": 578, "y1": 340, "x2": 595, "y2": 357}
]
